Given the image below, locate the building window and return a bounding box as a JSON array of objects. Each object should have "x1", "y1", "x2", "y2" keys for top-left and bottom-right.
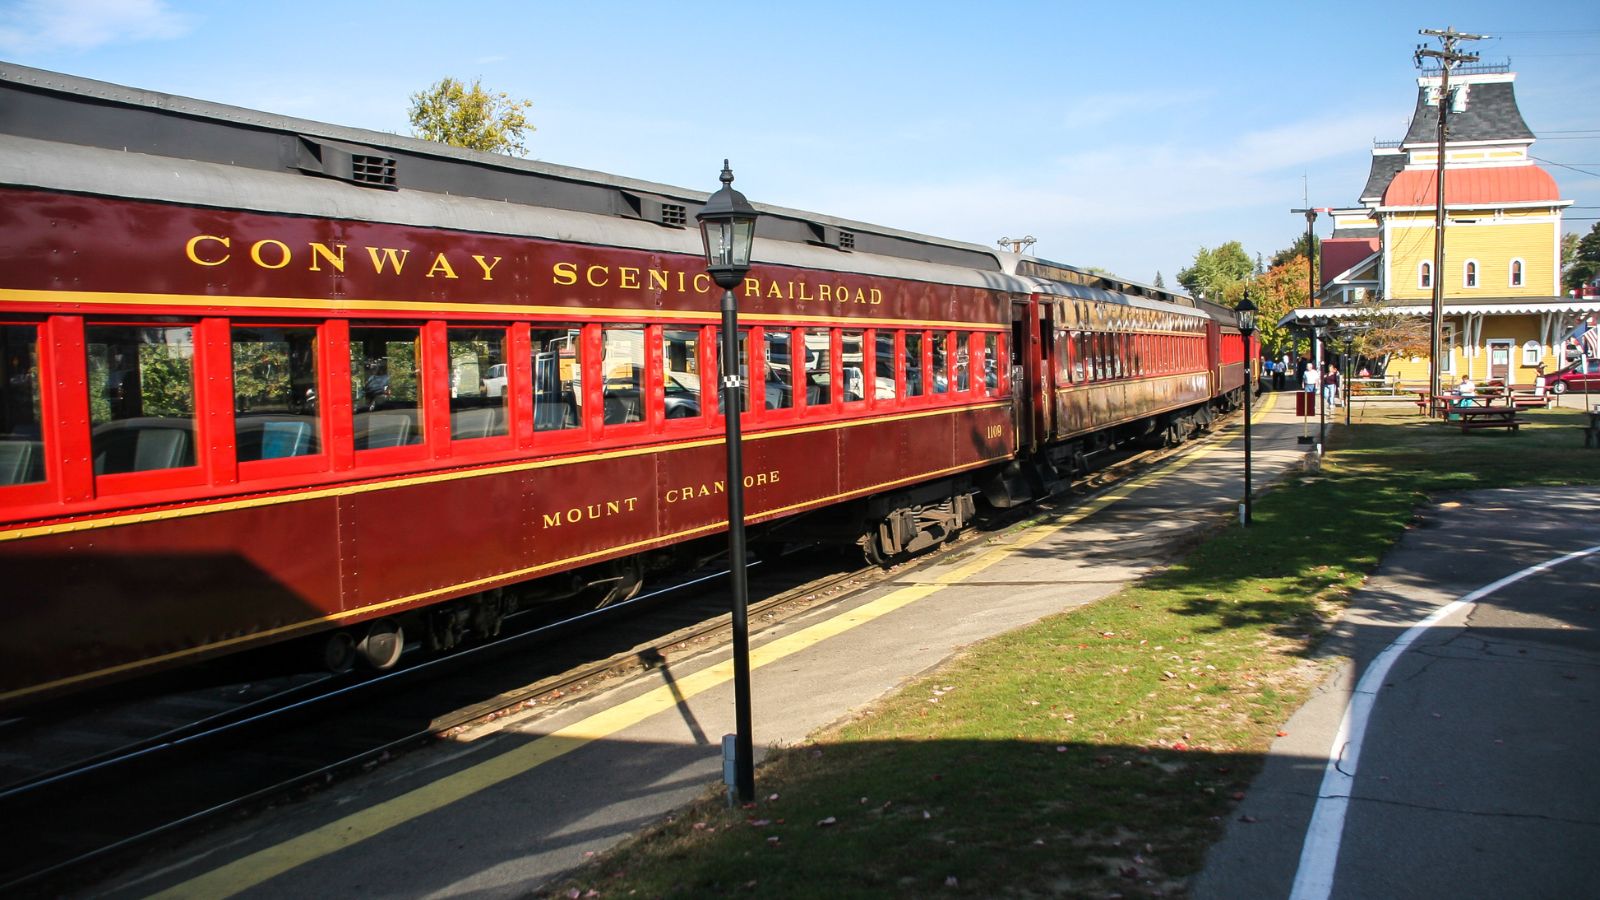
[
  {"x1": 1419, "y1": 262, "x2": 1432, "y2": 289},
  {"x1": 1464, "y1": 260, "x2": 1478, "y2": 289},
  {"x1": 1510, "y1": 259, "x2": 1525, "y2": 288},
  {"x1": 1441, "y1": 323, "x2": 1457, "y2": 374},
  {"x1": 1522, "y1": 341, "x2": 1541, "y2": 366}
]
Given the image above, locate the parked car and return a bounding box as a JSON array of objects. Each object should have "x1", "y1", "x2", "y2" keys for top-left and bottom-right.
[
  {"x1": 1547, "y1": 359, "x2": 1600, "y2": 394},
  {"x1": 480, "y1": 363, "x2": 508, "y2": 398}
]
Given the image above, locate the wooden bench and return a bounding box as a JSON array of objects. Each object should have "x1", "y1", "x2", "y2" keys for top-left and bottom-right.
[{"x1": 1511, "y1": 393, "x2": 1552, "y2": 410}]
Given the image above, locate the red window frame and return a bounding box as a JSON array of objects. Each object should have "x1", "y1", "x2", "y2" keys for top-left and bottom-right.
[
  {"x1": 522, "y1": 320, "x2": 589, "y2": 453},
  {"x1": 82, "y1": 316, "x2": 214, "y2": 499},
  {"x1": 347, "y1": 320, "x2": 431, "y2": 469},
  {"x1": 0, "y1": 317, "x2": 58, "y2": 511},
  {"x1": 233, "y1": 320, "x2": 334, "y2": 483},
  {"x1": 442, "y1": 323, "x2": 515, "y2": 457}
]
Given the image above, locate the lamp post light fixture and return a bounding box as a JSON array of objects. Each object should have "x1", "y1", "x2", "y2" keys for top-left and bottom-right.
[
  {"x1": 696, "y1": 160, "x2": 759, "y2": 805},
  {"x1": 1235, "y1": 292, "x2": 1257, "y2": 525}
]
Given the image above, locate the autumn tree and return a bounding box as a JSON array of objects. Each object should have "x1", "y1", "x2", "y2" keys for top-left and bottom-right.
[
  {"x1": 1176, "y1": 241, "x2": 1252, "y2": 303},
  {"x1": 1244, "y1": 257, "x2": 1314, "y2": 358},
  {"x1": 408, "y1": 77, "x2": 534, "y2": 157},
  {"x1": 1342, "y1": 294, "x2": 1429, "y2": 374}
]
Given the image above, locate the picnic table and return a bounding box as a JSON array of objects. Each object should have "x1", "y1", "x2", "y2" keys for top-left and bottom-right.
[{"x1": 1452, "y1": 404, "x2": 1525, "y2": 434}]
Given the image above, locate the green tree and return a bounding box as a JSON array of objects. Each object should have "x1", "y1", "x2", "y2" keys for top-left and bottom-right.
[
  {"x1": 1269, "y1": 231, "x2": 1321, "y2": 270},
  {"x1": 1176, "y1": 241, "x2": 1253, "y2": 302},
  {"x1": 1153, "y1": 271, "x2": 1165, "y2": 288},
  {"x1": 408, "y1": 77, "x2": 535, "y2": 156},
  {"x1": 1565, "y1": 223, "x2": 1600, "y2": 294}
]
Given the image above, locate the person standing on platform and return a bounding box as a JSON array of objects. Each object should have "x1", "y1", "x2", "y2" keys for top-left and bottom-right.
[
  {"x1": 1324, "y1": 363, "x2": 1340, "y2": 408},
  {"x1": 1303, "y1": 361, "x2": 1320, "y2": 397}
]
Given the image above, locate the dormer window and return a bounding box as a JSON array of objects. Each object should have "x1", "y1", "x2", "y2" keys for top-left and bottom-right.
[
  {"x1": 1464, "y1": 260, "x2": 1478, "y2": 289},
  {"x1": 1419, "y1": 261, "x2": 1432, "y2": 289},
  {"x1": 1510, "y1": 259, "x2": 1525, "y2": 287}
]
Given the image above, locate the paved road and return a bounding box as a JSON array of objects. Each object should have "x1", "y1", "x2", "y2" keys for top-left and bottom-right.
[{"x1": 1193, "y1": 486, "x2": 1600, "y2": 899}]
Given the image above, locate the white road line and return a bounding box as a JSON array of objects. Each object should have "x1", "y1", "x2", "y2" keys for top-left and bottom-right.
[{"x1": 1289, "y1": 542, "x2": 1600, "y2": 900}]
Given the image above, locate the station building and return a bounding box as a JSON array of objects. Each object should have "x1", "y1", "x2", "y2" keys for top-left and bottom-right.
[{"x1": 1298, "y1": 64, "x2": 1599, "y2": 385}]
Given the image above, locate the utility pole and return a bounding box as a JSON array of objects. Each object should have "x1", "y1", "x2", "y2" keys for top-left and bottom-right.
[
  {"x1": 1290, "y1": 206, "x2": 1328, "y2": 427},
  {"x1": 1416, "y1": 26, "x2": 1486, "y2": 402}
]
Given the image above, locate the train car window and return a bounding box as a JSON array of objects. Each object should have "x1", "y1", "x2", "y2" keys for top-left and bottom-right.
[
  {"x1": 350, "y1": 326, "x2": 424, "y2": 450},
  {"x1": 602, "y1": 326, "x2": 646, "y2": 425},
  {"x1": 232, "y1": 326, "x2": 321, "y2": 461},
  {"x1": 954, "y1": 332, "x2": 971, "y2": 392},
  {"x1": 903, "y1": 331, "x2": 923, "y2": 399},
  {"x1": 874, "y1": 332, "x2": 896, "y2": 400},
  {"x1": 979, "y1": 331, "x2": 992, "y2": 393},
  {"x1": 764, "y1": 330, "x2": 793, "y2": 411},
  {"x1": 85, "y1": 325, "x2": 197, "y2": 474},
  {"x1": 0, "y1": 324, "x2": 46, "y2": 485},
  {"x1": 447, "y1": 328, "x2": 509, "y2": 441},
  {"x1": 802, "y1": 328, "x2": 831, "y2": 406},
  {"x1": 661, "y1": 328, "x2": 703, "y2": 422},
  {"x1": 841, "y1": 330, "x2": 866, "y2": 404},
  {"x1": 530, "y1": 326, "x2": 582, "y2": 432},
  {"x1": 931, "y1": 331, "x2": 950, "y2": 395}
]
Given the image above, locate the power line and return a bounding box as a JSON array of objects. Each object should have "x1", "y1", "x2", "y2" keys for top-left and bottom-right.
[{"x1": 1533, "y1": 155, "x2": 1600, "y2": 178}]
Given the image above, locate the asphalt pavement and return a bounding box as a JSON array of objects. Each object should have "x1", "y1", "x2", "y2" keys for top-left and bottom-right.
[{"x1": 1193, "y1": 485, "x2": 1600, "y2": 900}]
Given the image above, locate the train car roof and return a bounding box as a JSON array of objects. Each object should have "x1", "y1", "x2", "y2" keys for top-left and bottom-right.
[
  {"x1": 996, "y1": 252, "x2": 1210, "y2": 319},
  {"x1": 0, "y1": 62, "x2": 1029, "y2": 295}
]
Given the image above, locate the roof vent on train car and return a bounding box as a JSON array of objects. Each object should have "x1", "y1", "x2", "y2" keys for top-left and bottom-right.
[
  {"x1": 806, "y1": 223, "x2": 855, "y2": 251},
  {"x1": 621, "y1": 192, "x2": 689, "y2": 228},
  {"x1": 296, "y1": 137, "x2": 399, "y2": 190}
]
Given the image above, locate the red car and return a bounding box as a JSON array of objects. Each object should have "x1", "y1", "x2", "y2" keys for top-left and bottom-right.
[{"x1": 1548, "y1": 358, "x2": 1600, "y2": 394}]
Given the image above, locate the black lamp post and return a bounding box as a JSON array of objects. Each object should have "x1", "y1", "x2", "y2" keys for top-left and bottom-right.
[
  {"x1": 1342, "y1": 332, "x2": 1356, "y2": 427},
  {"x1": 1313, "y1": 324, "x2": 1327, "y2": 454},
  {"x1": 1236, "y1": 293, "x2": 1257, "y2": 525},
  {"x1": 697, "y1": 160, "x2": 759, "y2": 805}
]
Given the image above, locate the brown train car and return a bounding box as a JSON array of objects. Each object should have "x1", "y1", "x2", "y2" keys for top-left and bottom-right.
[{"x1": 0, "y1": 64, "x2": 1243, "y2": 709}]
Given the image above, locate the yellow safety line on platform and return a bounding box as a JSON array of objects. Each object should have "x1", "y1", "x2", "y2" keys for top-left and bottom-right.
[{"x1": 153, "y1": 390, "x2": 1279, "y2": 899}]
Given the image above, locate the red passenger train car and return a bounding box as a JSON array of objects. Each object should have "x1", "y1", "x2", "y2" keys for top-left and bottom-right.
[{"x1": 0, "y1": 65, "x2": 1251, "y2": 709}]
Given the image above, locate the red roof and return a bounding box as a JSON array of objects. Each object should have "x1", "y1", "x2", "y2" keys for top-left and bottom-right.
[
  {"x1": 1383, "y1": 165, "x2": 1560, "y2": 207},
  {"x1": 1320, "y1": 238, "x2": 1379, "y2": 286}
]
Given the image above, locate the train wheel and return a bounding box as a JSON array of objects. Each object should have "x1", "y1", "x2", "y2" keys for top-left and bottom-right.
[
  {"x1": 356, "y1": 619, "x2": 405, "y2": 671},
  {"x1": 318, "y1": 630, "x2": 357, "y2": 674}
]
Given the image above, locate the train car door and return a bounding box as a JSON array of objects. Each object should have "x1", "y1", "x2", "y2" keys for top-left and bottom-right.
[
  {"x1": 1011, "y1": 295, "x2": 1056, "y2": 451},
  {"x1": 1011, "y1": 297, "x2": 1036, "y2": 451}
]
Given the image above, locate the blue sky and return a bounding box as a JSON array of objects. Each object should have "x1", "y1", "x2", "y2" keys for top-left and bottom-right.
[{"x1": 3, "y1": 0, "x2": 1597, "y2": 284}]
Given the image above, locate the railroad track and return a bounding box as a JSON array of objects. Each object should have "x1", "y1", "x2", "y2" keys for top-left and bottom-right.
[{"x1": 0, "y1": 417, "x2": 1225, "y2": 895}]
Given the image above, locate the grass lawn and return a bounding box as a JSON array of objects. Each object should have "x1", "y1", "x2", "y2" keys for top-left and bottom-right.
[{"x1": 539, "y1": 405, "x2": 1600, "y2": 898}]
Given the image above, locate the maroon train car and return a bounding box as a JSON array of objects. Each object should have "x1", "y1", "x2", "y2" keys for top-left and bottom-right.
[{"x1": 0, "y1": 64, "x2": 1248, "y2": 709}]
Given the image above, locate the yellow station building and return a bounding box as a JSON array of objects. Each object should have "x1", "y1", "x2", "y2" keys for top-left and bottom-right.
[{"x1": 1299, "y1": 65, "x2": 1599, "y2": 385}]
